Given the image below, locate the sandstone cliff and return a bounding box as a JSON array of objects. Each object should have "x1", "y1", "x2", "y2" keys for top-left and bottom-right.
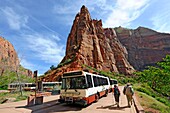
[
  {"x1": 113, "y1": 26, "x2": 170, "y2": 70},
  {"x1": 42, "y1": 6, "x2": 170, "y2": 81},
  {"x1": 0, "y1": 36, "x2": 32, "y2": 77},
  {"x1": 42, "y1": 6, "x2": 134, "y2": 81}
]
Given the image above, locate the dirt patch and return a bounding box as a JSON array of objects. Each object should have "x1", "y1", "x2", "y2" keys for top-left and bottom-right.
[{"x1": 144, "y1": 107, "x2": 160, "y2": 113}]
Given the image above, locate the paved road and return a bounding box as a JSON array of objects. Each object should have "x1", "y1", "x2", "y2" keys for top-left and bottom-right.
[
  {"x1": 0, "y1": 86, "x2": 137, "y2": 113},
  {"x1": 33, "y1": 86, "x2": 137, "y2": 113}
]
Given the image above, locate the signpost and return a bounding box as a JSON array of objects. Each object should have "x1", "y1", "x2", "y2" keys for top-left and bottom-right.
[
  {"x1": 27, "y1": 70, "x2": 43, "y2": 106},
  {"x1": 34, "y1": 70, "x2": 38, "y2": 104}
]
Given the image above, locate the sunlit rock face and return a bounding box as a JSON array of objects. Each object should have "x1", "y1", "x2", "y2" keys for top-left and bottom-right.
[
  {"x1": 0, "y1": 36, "x2": 32, "y2": 77},
  {"x1": 0, "y1": 36, "x2": 19, "y2": 72},
  {"x1": 42, "y1": 6, "x2": 135, "y2": 81},
  {"x1": 114, "y1": 26, "x2": 170, "y2": 70},
  {"x1": 63, "y1": 5, "x2": 134, "y2": 74}
]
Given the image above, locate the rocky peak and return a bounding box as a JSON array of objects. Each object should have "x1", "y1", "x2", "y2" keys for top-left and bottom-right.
[
  {"x1": 43, "y1": 6, "x2": 135, "y2": 81},
  {"x1": 80, "y1": 5, "x2": 91, "y2": 21}
]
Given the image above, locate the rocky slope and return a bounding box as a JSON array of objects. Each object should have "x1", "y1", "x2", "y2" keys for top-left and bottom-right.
[
  {"x1": 0, "y1": 36, "x2": 32, "y2": 77},
  {"x1": 113, "y1": 26, "x2": 170, "y2": 70}
]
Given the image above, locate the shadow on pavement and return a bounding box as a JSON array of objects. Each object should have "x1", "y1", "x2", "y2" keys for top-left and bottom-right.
[
  {"x1": 16, "y1": 99, "x2": 83, "y2": 113},
  {"x1": 97, "y1": 104, "x2": 130, "y2": 111}
]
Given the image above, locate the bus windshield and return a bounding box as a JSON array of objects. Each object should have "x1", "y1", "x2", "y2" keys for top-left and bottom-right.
[{"x1": 62, "y1": 76, "x2": 87, "y2": 89}]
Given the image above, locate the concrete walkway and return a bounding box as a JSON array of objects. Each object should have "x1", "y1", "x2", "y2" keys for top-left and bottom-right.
[
  {"x1": 0, "y1": 86, "x2": 142, "y2": 113},
  {"x1": 0, "y1": 95, "x2": 60, "y2": 113}
]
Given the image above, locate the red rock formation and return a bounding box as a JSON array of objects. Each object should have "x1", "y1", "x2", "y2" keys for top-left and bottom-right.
[
  {"x1": 43, "y1": 6, "x2": 134, "y2": 81},
  {"x1": 65, "y1": 5, "x2": 134, "y2": 73},
  {"x1": 114, "y1": 26, "x2": 170, "y2": 70},
  {"x1": 0, "y1": 36, "x2": 19, "y2": 74},
  {"x1": 43, "y1": 6, "x2": 170, "y2": 82},
  {"x1": 0, "y1": 36, "x2": 32, "y2": 76}
]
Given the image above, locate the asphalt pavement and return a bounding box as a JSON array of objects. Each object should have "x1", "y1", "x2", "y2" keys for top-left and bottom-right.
[{"x1": 0, "y1": 86, "x2": 140, "y2": 113}]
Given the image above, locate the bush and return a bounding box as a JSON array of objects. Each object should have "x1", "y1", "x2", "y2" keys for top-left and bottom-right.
[
  {"x1": 155, "y1": 97, "x2": 170, "y2": 106},
  {"x1": 50, "y1": 65, "x2": 56, "y2": 70},
  {"x1": 15, "y1": 95, "x2": 27, "y2": 102},
  {"x1": 136, "y1": 87, "x2": 152, "y2": 96},
  {"x1": 57, "y1": 58, "x2": 73, "y2": 68}
]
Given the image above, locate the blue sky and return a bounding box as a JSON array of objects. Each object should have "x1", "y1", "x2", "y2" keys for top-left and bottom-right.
[{"x1": 0, "y1": 0, "x2": 170, "y2": 75}]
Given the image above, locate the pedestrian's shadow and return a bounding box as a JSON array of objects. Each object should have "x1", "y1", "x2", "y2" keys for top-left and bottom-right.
[{"x1": 96, "y1": 104, "x2": 129, "y2": 111}]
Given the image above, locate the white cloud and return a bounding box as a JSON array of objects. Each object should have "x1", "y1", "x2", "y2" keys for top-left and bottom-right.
[
  {"x1": 103, "y1": 0, "x2": 150, "y2": 28},
  {"x1": 20, "y1": 58, "x2": 50, "y2": 75},
  {"x1": 52, "y1": 0, "x2": 112, "y2": 25},
  {"x1": 1, "y1": 7, "x2": 28, "y2": 30},
  {"x1": 53, "y1": 5, "x2": 78, "y2": 15},
  {"x1": 20, "y1": 59, "x2": 34, "y2": 70},
  {"x1": 151, "y1": 8, "x2": 170, "y2": 33},
  {"x1": 52, "y1": 0, "x2": 150, "y2": 27},
  {"x1": 23, "y1": 33, "x2": 65, "y2": 64},
  {"x1": 53, "y1": 1, "x2": 98, "y2": 15}
]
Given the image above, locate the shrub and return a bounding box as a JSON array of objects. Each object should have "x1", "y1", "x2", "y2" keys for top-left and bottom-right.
[
  {"x1": 57, "y1": 58, "x2": 73, "y2": 68},
  {"x1": 50, "y1": 65, "x2": 56, "y2": 70},
  {"x1": 136, "y1": 87, "x2": 152, "y2": 96},
  {"x1": 155, "y1": 97, "x2": 170, "y2": 106}
]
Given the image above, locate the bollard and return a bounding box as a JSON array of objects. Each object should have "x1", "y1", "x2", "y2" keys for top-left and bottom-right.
[
  {"x1": 35, "y1": 96, "x2": 43, "y2": 105},
  {"x1": 27, "y1": 96, "x2": 44, "y2": 106},
  {"x1": 27, "y1": 96, "x2": 35, "y2": 106}
]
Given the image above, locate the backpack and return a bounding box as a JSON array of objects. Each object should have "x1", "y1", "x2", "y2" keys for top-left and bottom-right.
[
  {"x1": 114, "y1": 87, "x2": 120, "y2": 95},
  {"x1": 125, "y1": 86, "x2": 134, "y2": 95}
]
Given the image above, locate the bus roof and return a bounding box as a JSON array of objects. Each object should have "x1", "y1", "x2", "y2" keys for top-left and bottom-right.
[
  {"x1": 63, "y1": 70, "x2": 109, "y2": 79},
  {"x1": 63, "y1": 70, "x2": 83, "y2": 77}
]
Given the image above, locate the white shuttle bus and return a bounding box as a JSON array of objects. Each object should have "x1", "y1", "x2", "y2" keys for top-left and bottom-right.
[{"x1": 59, "y1": 70, "x2": 110, "y2": 106}]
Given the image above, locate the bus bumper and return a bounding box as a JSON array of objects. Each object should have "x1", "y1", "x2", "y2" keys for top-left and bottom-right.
[
  {"x1": 74, "y1": 99, "x2": 87, "y2": 106},
  {"x1": 58, "y1": 98, "x2": 87, "y2": 106}
]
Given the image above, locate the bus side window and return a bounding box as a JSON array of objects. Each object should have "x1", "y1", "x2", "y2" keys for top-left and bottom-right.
[
  {"x1": 86, "y1": 75, "x2": 93, "y2": 88},
  {"x1": 93, "y1": 76, "x2": 99, "y2": 87}
]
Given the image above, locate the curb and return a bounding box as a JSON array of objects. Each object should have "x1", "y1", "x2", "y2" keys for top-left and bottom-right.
[{"x1": 133, "y1": 93, "x2": 145, "y2": 113}]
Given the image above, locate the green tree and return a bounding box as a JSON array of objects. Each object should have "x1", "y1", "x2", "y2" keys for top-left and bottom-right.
[
  {"x1": 50, "y1": 65, "x2": 56, "y2": 70},
  {"x1": 135, "y1": 55, "x2": 170, "y2": 96}
]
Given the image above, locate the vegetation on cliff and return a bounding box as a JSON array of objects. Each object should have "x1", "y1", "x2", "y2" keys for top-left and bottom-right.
[
  {"x1": 135, "y1": 55, "x2": 170, "y2": 96},
  {"x1": 132, "y1": 55, "x2": 170, "y2": 112}
]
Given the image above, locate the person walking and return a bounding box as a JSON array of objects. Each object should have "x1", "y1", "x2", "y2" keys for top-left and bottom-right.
[
  {"x1": 112, "y1": 85, "x2": 120, "y2": 107},
  {"x1": 123, "y1": 83, "x2": 134, "y2": 107}
]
